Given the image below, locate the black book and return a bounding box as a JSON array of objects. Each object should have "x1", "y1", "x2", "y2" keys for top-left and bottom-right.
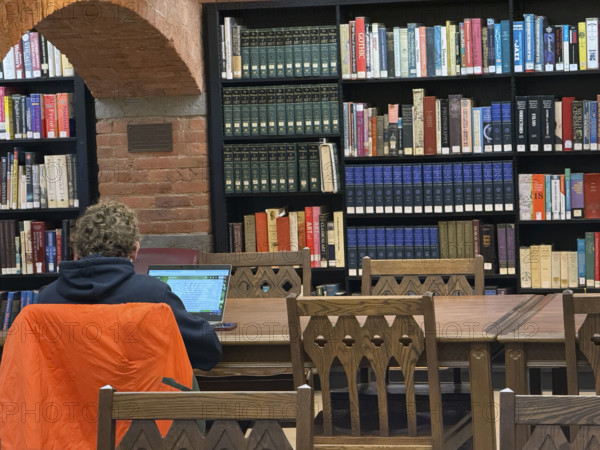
[
  {"x1": 480, "y1": 223, "x2": 497, "y2": 273},
  {"x1": 540, "y1": 95, "x2": 555, "y2": 151},
  {"x1": 40, "y1": 34, "x2": 49, "y2": 78},
  {"x1": 401, "y1": 104, "x2": 413, "y2": 154},
  {"x1": 527, "y1": 96, "x2": 541, "y2": 151},
  {"x1": 572, "y1": 100, "x2": 584, "y2": 150},
  {"x1": 515, "y1": 96, "x2": 528, "y2": 152},
  {"x1": 448, "y1": 94, "x2": 462, "y2": 153},
  {"x1": 439, "y1": 99, "x2": 450, "y2": 153}
]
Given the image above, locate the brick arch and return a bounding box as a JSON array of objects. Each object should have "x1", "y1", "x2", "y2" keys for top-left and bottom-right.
[{"x1": 0, "y1": 0, "x2": 202, "y2": 97}]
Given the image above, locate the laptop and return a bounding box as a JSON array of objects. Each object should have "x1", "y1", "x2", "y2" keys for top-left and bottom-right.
[{"x1": 147, "y1": 264, "x2": 232, "y2": 328}]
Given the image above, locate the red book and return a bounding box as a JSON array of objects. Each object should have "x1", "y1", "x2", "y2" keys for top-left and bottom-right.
[
  {"x1": 43, "y1": 94, "x2": 57, "y2": 138},
  {"x1": 471, "y1": 18, "x2": 482, "y2": 74},
  {"x1": 304, "y1": 206, "x2": 314, "y2": 267},
  {"x1": 56, "y1": 93, "x2": 70, "y2": 138},
  {"x1": 584, "y1": 173, "x2": 600, "y2": 218},
  {"x1": 419, "y1": 26, "x2": 427, "y2": 77},
  {"x1": 55, "y1": 228, "x2": 62, "y2": 267},
  {"x1": 312, "y1": 206, "x2": 322, "y2": 268},
  {"x1": 562, "y1": 97, "x2": 575, "y2": 151},
  {"x1": 276, "y1": 216, "x2": 290, "y2": 251},
  {"x1": 532, "y1": 174, "x2": 546, "y2": 220},
  {"x1": 423, "y1": 96, "x2": 437, "y2": 154},
  {"x1": 13, "y1": 41, "x2": 24, "y2": 79},
  {"x1": 31, "y1": 221, "x2": 46, "y2": 274},
  {"x1": 30, "y1": 32, "x2": 41, "y2": 78},
  {"x1": 464, "y1": 18, "x2": 473, "y2": 74},
  {"x1": 356, "y1": 103, "x2": 365, "y2": 156},
  {"x1": 254, "y1": 212, "x2": 269, "y2": 252},
  {"x1": 297, "y1": 211, "x2": 306, "y2": 250},
  {"x1": 371, "y1": 113, "x2": 377, "y2": 156},
  {"x1": 595, "y1": 232, "x2": 600, "y2": 288},
  {"x1": 354, "y1": 17, "x2": 367, "y2": 79}
]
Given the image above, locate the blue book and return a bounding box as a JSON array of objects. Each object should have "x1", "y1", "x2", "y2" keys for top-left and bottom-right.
[
  {"x1": 591, "y1": 102, "x2": 598, "y2": 150},
  {"x1": 414, "y1": 226, "x2": 424, "y2": 259},
  {"x1": 392, "y1": 165, "x2": 403, "y2": 213},
  {"x1": 524, "y1": 14, "x2": 535, "y2": 71},
  {"x1": 563, "y1": 25, "x2": 570, "y2": 71},
  {"x1": 385, "y1": 227, "x2": 396, "y2": 259},
  {"x1": 30, "y1": 93, "x2": 42, "y2": 139},
  {"x1": 492, "y1": 161, "x2": 504, "y2": 211},
  {"x1": 577, "y1": 238, "x2": 586, "y2": 286},
  {"x1": 584, "y1": 101, "x2": 591, "y2": 150},
  {"x1": 364, "y1": 165, "x2": 375, "y2": 214},
  {"x1": 565, "y1": 168, "x2": 572, "y2": 220},
  {"x1": 404, "y1": 227, "x2": 414, "y2": 259},
  {"x1": 453, "y1": 162, "x2": 464, "y2": 212},
  {"x1": 434, "y1": 25, "x2": 442, "y2": 76},
  {"x1": 442, "y1": 163, "x2": 454, "y2": 213},
  {"x1": 374, "y1": 165, "x2": 385, "y2": 213},
  {"x1": 491, "y1": 102, "x2": 503, "y2": 152},
  {"x1": 422, "y1": 163, "x2": 434, "y2": 213},
  {"x1": 345, "y1": 166, "x2": 355, "y2": 214},
  {"x1": 503, "y1": 161, "x2": 514, "y2": 211},
  {"x1": 432, "y1": 163, "x2": 443, "y2": 213},
  {"x1": 45, "y1": 230, "x2": 57, "y2": 273},
  {"x1": 376, "y1": 226, "x2": 386, "y2": 260},
  {"x1": 513, "y1": 21, "x2": 524, "y2": 72},
  {"x1": 430, "y1": 226, "x2": 440, "y2": 259},
  {"x1": 487, "y1": 19, "x2": 496, "y2": 72},
  {"x1": 462, "y1": 162, "x2": 474, "y2": 212},
  {"x1": 501, "y1": 101, "x2": 513, "y2": 152},
  {"x1": 402, "y1": 164, "x2": 414, "y2": 213},
  {"x1": 379, "y1": 27, "x2": 388, "y2": 77},
  {"x1": 412, "y1": 164, "x2": 423, "y2": 214},
  {"x1": 395, "y1": 227, "x2": 404, "y2": 260},
  {"x1": 545, "y1": 174, "x2": 552, "y2": 221},
  {"x1": 25, "y1": 97, "x2": 32, "y2": 139},
  {"x1": 2, "y1": 291, "x2": 16, "y2": 331},
  {"x1": 423, "y1": 226, "x2": 431, "y2": 259},
  {"x1": 483, "y1": 162, "x2": 494, "y2": 211},
  {"x1": 544, "y1": 29, "x2": 555, "y2": 71},
  {"x1": 366, "y1": 227, "x2": 377, "y2": 259},
  {"x1": 482, "y1": 106, "x2": 493, "y2": 152},
  {"x1": 494, "y1": 20, "x2": 503, "y2": 73},
  {"x1": 357, "y1": 227, "x2": 367, "y2": 275},
  {"x1": 534, "y1": 16, "x2": 546, "y2": 72},
  {"x1": 354, "y1": 166, "x2": 365, "y2": 214},
  {"x1": 347, "y1": 227, "x2": 358, "y2": 276},
  {"x1": 383, "y1": 165, "x2": 394, "y2": 214}
]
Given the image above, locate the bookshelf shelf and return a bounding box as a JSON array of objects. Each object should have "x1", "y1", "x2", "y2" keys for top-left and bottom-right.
[
  {"x1": 223, "y1": 134, "x2": 341, "y2": 143},
  {"x1": 222, "y1": 76, "x2": 339, "y2": 86},
  {"x1": 341, "y1": 73, "x2": 512, "y2": 84},
  {"x1": 519, "y1": 288, "x2": 600, "y2": 294},
  {"x1": 519, "y1": 220, "x2": 600, "y2": 225},
  {"x1": 0, "y1": 208, "x2": 82, "y2": 220},
  {"x1": 343, "y1": 153, "x2": 515, "y2": 163},
  {"x1": 225, "y1": 192, "x2": 343, "y2": 198},
  {"x1": 0, "y1": 137, "x2": 78, "y2": 145},
  {"x1": 347, "y1": 211, "x2": 516, "y2": 219}
]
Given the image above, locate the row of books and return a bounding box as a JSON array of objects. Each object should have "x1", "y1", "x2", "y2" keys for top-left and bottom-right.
[
  {"x1": 229, "y1": 208, "x2": 345, "y2": 268},
  {"x1": 223, "y1": 141, "x2": 340, "y2": 194},
  {"x1": 1, "y1": 31, "x2": 74, "y2": 80},
  {"x1": 1, "y1": 151, "x2": 79, "y2": 210},
  {"x1": 340, "y1": 17, "x2": 511, "y2": 80},
  {"x1": 0, "y1": 291, "x2": 37, "y2": 331},
  {"x1": 344, "y1": 91, "x2": 513, "y2": 157},
  {"x1": 514, "y1": 16, "x2": 599, "y2": 73},
  {"x1": 1, "y1": 90, "x2": 73, "y2": 140},
  {"x1": 222, "y1": 84, "x2": 339, "y2": 137},
  {"x1": 220, "y1": 18, "x2": 339, "y2": 79},
  {"x1": 345, "y1": 161, "x2": 514, "y2": 215},
  {"x1": 0, "y1": 219, "x2": 73, "y2": 275},
  {"x1": 518, "y1": 237, "x2": 599, "y2": 290},
  {"x1": 346, "y1": 221, "x2": 515, "y2": 276},
  {"x1": 518, "y1": 171, "x2": 600, "y2": 221}
]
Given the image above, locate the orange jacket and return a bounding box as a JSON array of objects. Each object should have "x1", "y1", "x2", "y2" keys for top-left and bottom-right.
[{"x1": 0, "y1": 303, "x2": 194, "y2": 450}]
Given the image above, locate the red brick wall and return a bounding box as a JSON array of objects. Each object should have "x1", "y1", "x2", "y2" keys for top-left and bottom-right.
[{"x1": 96, "y1": 116, "x2": 211, "y2": 235}]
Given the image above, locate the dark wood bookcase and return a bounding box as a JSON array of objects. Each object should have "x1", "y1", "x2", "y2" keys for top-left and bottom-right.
[
  {"x1": 204, "y1": 0, "x2": 600, "y2": 294},
  {"x1": 0, "y1": 72, "x2": 98, "y2": 291}
]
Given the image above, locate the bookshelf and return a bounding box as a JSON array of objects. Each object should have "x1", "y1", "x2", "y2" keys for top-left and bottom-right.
[
  {"x1": 0, "y1": 71, "x2": 98, "y2": 291},
  {"x1": 205, "y1": 0, "x2": 600, "y2": 294}
]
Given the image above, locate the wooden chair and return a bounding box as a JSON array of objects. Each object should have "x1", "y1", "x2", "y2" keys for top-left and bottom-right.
[
  {"x1": 199, "y1": 247, "x2": 311, "y2": 297},
  {"x1": 97, "y1": 384, "x2": 314, "y2": 450},
  {"x1": 133, "y1": 247, "x2": 199, "y2": 274},
  {"x1": 500, "y1": 388, "x2": 600, "y2": 449},
  {"x1": 286, "y1": 292, "x2": 472, "y2": 450},
  {"x1": 361, "y1": 255, "x2": 484, "y2": 296}
]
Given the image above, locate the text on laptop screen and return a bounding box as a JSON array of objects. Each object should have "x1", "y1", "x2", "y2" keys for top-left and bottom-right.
[{"x1": 147, "y1": 268, "x2": 228, "y2": 316}]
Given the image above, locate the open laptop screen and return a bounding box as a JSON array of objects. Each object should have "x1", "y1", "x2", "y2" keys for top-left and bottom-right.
[{"x1": 147, "y1": 265, "x2": 231, "y2": 322}]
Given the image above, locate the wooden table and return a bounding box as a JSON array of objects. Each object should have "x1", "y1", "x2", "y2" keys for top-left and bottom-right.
[{"x1": 196, "y1": 294, "x2": 542, "y2": 450}]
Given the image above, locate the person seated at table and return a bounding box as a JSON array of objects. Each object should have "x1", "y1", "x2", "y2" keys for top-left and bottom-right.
[{"x1": 37, "y1": 200, "x2": 222, "y2": 371}]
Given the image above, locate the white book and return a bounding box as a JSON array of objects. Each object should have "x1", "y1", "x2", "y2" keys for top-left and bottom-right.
[
  {"x1": 340, "y1": 24, "x2": 351, "y2": 80},
  {"x1": 560, "y1": 251, "x2": 569, "y2": 288},
  {"x1": 47, "y1": 42, "x2": 55, "y2": 78},
  {"x1": 560, "y1": 175, "x2": 566, "y2": 220},
  {"x1": 223, "y1": 17, "x2": 236, "y2": 80},
  {"x1": 53, "y1": 45, "x2": 62, "y2": 77},
  {"x1": 519, "y1": 247, "x2": 532, "y2": 289},
  {"x1": 441, "y1": 26, "x2": 448, "y2": 76},
  {"x1": 289, "y1": 211, "x2": 299, "y2": 252},
  {"x1": 587, "y1": 18, "x2": 599, "y2": 70},
  {"x1": 371, "y1": 25, "x2": 380, "y2": 79},
  {"x1": 414, "y1": 27, "x2": 421, "y2": 77},
  {"x1": 567, "y1": 251, "x2": 579, "y2": 288},
  {"x1": 551, "y1": 251, "x2": 561, "y2": 289},
  {"x1": 555, "y1": 101, "x2": 563, "y2": 151},
  {"x1": 393, "y1": 27, "x2": 401, "y2": 77},
  {"x1": 472, "y1": 107, "x2": 482, "y2": 153},
  {"x1": 220, "y1": 25, "x2": 227, "y2": 79},
  {"x1": 44, "y1": 155, "x2": 58, "y2": 208},
  {"x1": 399, "y1": 28, "x2": 409, "y2": 78},
  {"x1": 3, "y1": 47, "x2": 15, "y2": 80},
  {"x1": 518, "y1": 174, "x2": 533, "y2": 220},
  {"x1": 563, "y1": 27, "x2": 570, "y2": 72},
  {"x1": 539, "y1": 244, "x2": 553, "y2": 289},
  {"x1": 551, "y1": 175, "x2": 560, "y2": 220}
]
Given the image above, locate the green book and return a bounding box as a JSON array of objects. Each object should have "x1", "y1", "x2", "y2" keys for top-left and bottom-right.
[
  {"x1": 292, "y1": 27, "x2": 303, "y2": 77},
  {"x1": 249, "y1": 88, "x2": 259, "y2": 136},
  {"x1": 222, "y1": 88, "x2": 233, "y2": 137},
  {"x1": 297, "y1": 143, "x2": 310, "y2": 192},
  {"x1": 277, "y1": 143, "x2": 288, "y2": 192},
  {"x1": 241, "y1": 29, "x2": 251, "y2": 79},
  {"x1": 232, "y1": 145, "x2": 243, "y2": 193},
  {"x1": 266, "y1": 28, "x2": 277, "y2": 78},
  {"x1": 240, "y1": 144, "x2": 252, "y2": 193},
  {"x1": 231, "y1": 88, "x2": 242, "y2": 136},
  {"x1": 275, "y1": 28, "x2": 285, "y2": 78},
  {"x1": 283, "y1": 28, "x2": 294, "y2": 78},
  {"x1": 328, "y1": 25, "x2": 339, "y2": 76},
  {"x1": 301, "y1": 27, "x2": 312, "y2": 76},
  {"x1": 240, "y1": 87, "x2": 251, "y2": 136},
  {"x1": 223, "y1": 144, "x2": 234, "y2": 193},
  {"x1": 249, "y1": 144, "x2": 261, "y2": 193},
  {"x1": 586, "y1": 232, "x2": 595, "y2": 287},
  {"x1": 438, "y1": 221, "x2": 449, "y2": 258},
  {"x1": 268, "y1": 144, "x2": 279, "y2": 192},
  {"x1": 258, "y1": 144, "x2": 270, "y2": 192},
  {"x1": 286, "y1": 143, "x2": 298, "y2": 192},
  {"x1": 275, "y1": 86, "x2": 287, "y2": 135},
  {"x1": 320, "y1": 84, "x2": 331, "y2": 134},
  {"x1": 328, "y1": 84, "x2": 340, "y2": 133},
  {"x1": 310, "y1": 26, "x2": 321, "y2": 77},
  {"x1": 249, "y1": 29, "x2": 259, "y2": 78},
  {"x1": 302, "y1": 85, "x2": 313, "y2": 134},
  {"x1": 294, "y1": 86, "x2": 305, "y2": 135},
  {"x1": 319, "y1": 26, "x2": 330, "y2": 76},
  {"x1": 285, "y1": 87, "x2": 295, "y2": 135},
  {"x1": 257, "y1": 87, "x2": 268, "y2": 136},
  {"x1": 258, "y1": 28, "x2": 268, "y2": 78},
  {"x1": 266, "y1": 86, "x2": 277, "y2": 135},
  {"x1": 311, "y1": 85, "x2": 322, "y2": 134},
  {"x1": 308, "y1": 142, "x2": 321, "y2": 192}
]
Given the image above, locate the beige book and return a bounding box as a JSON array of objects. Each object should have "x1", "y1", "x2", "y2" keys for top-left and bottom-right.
[
  {"x1": 339, "y1": 24, "x2": 351, "y2": 79},
  {"x1": 447, "y1": 220, "x2": 457, "y2": 259},
  {"x1": 435, "y1": 99, "x2": 442, "y2": 154},
  {"x1": 455, "y1": 220, "x2": 465, "y2": 258},
  {"x1": 519, "y1": 247, "x2": 532, "y2": 289},
  {"x1": 447, "y1": 22, "x2": 457, "y2": 76},
  {"x1": 567, "y1": 251, "x2": 579, "y2": 288},
  {"x1": 460, "y1": 98, "x2": 473, "y2": 153},
  {"x1": 265, "y1": 208, "x2": 284, "y2": 252},
  {"x1": 333, "y1": 211, "x2": 345, "y2": 268},
  {"x1": 44, "y1": 155, "x2": 57, "y2": 208},
  {"x1": 289, "y1": 211, "x2": 299, "y2": 252},
  {"x1": 560, "y1": 251, "x2": 569, "y2": 288},
  {"x1": 539, "y1": 244, "x2": 553, "y2": 289},
  {"x1": 61, "y1": 54, "x2": 74, "y2": 77},
  {"x1": 464, "y1": 220, "x2": 474, "y2": 258},
  {"x1": 243, "y1": 214, "x2": 256, "y2": 252},
  {"x1": 23, "y1": 220, "x2": 33, "y2": 274},
  {"x1": 551, "y1": 251, "x2": 561, "y2": 289},
  {"x1": 20, "y1": 226, "x2": 27, "y2": 274},
  {"x1": 412, "y1": 88, "x2": 425, "y2": 155},
  {"x1": 297, "y1": 211, "x2": 306, "y2": 250},
  {"x1": 53, "y1": 154, "x2": 69, "y2": 208},
  {"x1": 530, "y1": 245, "x2": 541, "y2": 289},
  {"x1": 19, "y1": 166, "x2": 26, "y2": 210},
  {"x1": 555, "y1": 101, "x2": 563, "y2": 150}
]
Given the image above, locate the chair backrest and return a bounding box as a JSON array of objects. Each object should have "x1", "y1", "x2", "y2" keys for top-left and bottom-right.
[
  {"x1": 361, "y1": 255, "x2": 484, "y2": 296},
  {"x1": 563, "y1": 289, "x2": 600, "y2": 395},
  {"x1": 499, "y1": 388, "x2": 600, "y2": 449},
  {"x1": 97, "y1": 384, "x2": 314, "y2": 450},
  {"x1": 199, "y1": 248, "x2": 311, "y2": 297},
  {"x1": 133, "y1": 247, "x2": 199, "y2": 274},
  {"x1": 0, "y1": 303, "x2": 193, "y2": 450},
  {"x1": 286, "y1": 292, "x2": 443, "y2": 449}
]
